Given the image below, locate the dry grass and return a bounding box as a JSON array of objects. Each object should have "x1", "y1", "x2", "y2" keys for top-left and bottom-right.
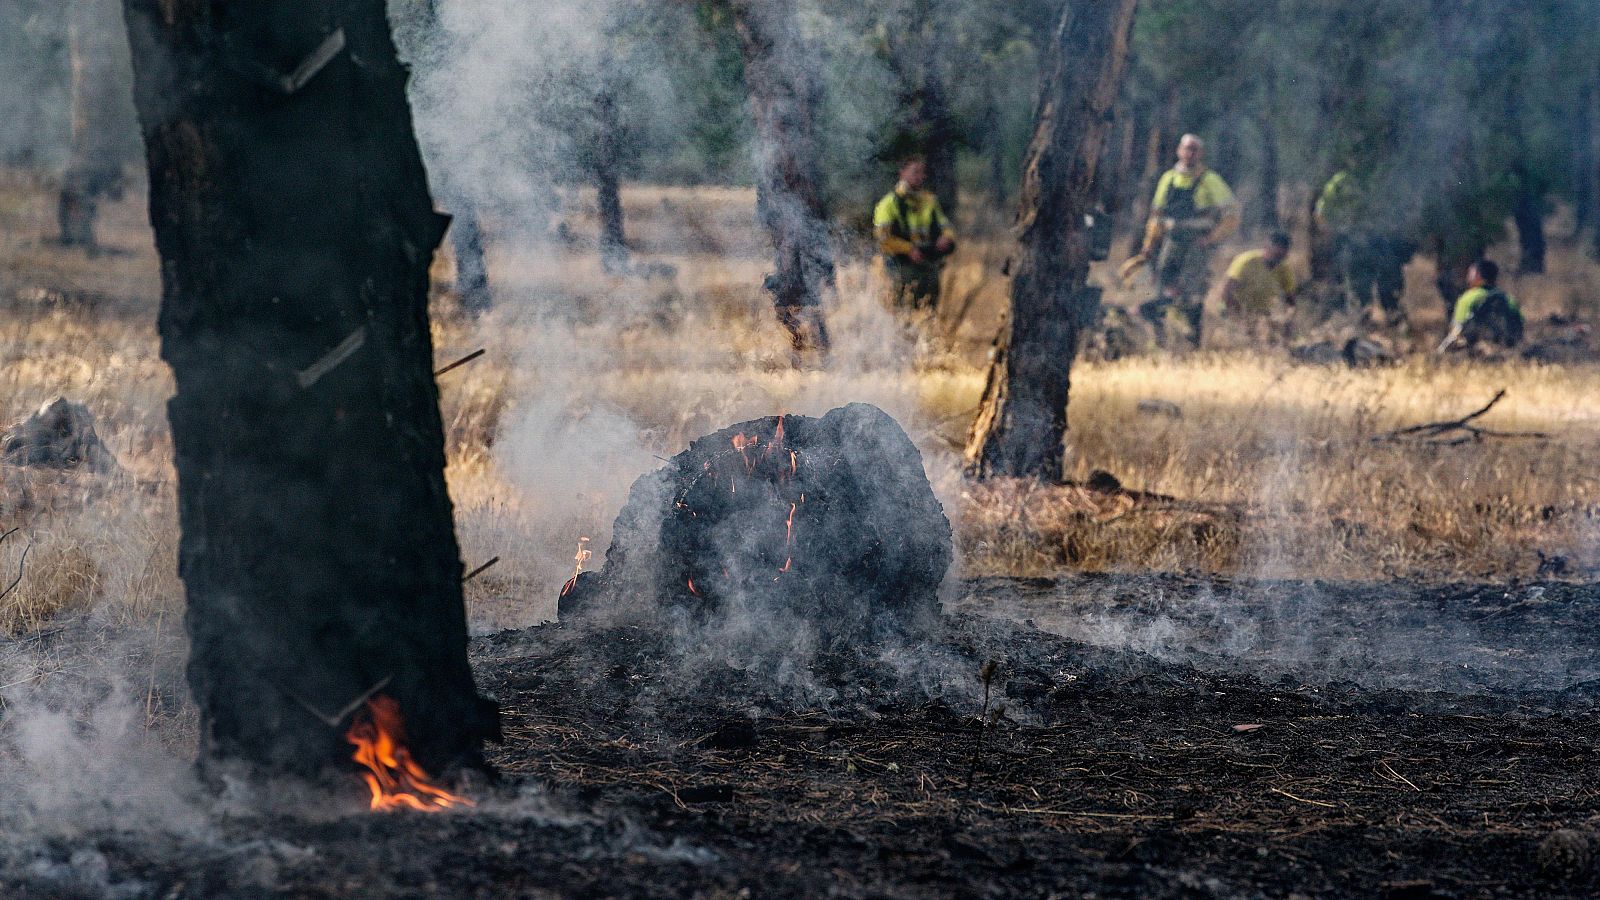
[{"x1": 2, "y1": 171, "x2": 1598, "y2": 635}]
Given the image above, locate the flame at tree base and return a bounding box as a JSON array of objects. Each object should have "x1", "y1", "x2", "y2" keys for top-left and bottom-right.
[{"x1": 346, "y1": 695, "x2": 475, "y2": 812}]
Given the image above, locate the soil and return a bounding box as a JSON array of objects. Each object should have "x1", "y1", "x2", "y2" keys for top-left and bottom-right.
[{"x1": 8, "y1": 574, "x2": 1600, "y2": 898}]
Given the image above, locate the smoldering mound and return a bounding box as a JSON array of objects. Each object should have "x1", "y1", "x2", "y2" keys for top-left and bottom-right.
[{"x1": 559, "y1": 403, "x2": 953, "y2": 647}]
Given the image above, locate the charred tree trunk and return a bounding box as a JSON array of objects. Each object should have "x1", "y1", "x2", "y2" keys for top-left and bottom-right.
[
  {"x1": 965, "y1": 0, "x2": 1139, "y2": 481},
  {"x1": 59, "y1": 0, "x2": 136, "y2": 250},
  {"x1": 594, "y1": 80, "x2": 630, "y2": 275},
  {"x1": 121, "y1": 0, "x2": 497, "y2": 776},
  {"x1": 729, "y1": 0, "x2": 834, "y2": 359}
]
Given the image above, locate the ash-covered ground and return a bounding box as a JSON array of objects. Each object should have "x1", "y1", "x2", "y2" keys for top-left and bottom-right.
[{"x1": 6, "y1": 574, "x2": 1600, "y2": 898}]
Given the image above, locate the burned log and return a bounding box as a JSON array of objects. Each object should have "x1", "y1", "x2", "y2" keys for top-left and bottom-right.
[
  {"x1": 561, "y1": 403, "x2": 951, "y2": 643},
  {"x1": 2, "y1": 397, "x2": 119, "y2": 473}
]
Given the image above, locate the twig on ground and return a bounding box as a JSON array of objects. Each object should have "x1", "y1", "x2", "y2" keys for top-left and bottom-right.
[
  {"x1": 966, "y1": 660, "x2": 999, "y2": 789},
  {"x1": 0, "y1": 539, "x2": 33, "y2": 604},
  {"x1": 1371, "y1": 389, "x2": 1549, "y2": 445}
]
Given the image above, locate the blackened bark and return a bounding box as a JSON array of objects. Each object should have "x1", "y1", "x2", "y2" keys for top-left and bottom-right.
[
  {"x1": 595, "y1": 82, "x2": 630, "y2": 275},
  {"x1": 121, "y1": 0, "x2": 497, "y2": 775},
  {"x1": 729, "y1": 0, "x2": 834, "y2": 357},
  {"x1": 59, "y1": 0, "x2": 137, "y2": 249},
  {"x1": 965, "y1": 0, "x2": 1139, "y2": 481}
]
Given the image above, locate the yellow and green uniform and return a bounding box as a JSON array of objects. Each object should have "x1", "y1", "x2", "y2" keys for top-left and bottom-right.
[
  {"x1": 1224, "y1": 250, "x2": 1295, "y2": 315},
  {"x1": 874, "y1": 181, "x2": 954, "y2": 311},
  {"x1": 1152, "y1": 168, "x2": 1235, "y2": 219},
  {"x1": 874, "y1": 182, "x2": 953, "y2": 260},
  {"x1": 1452, "y1": 286, "x2": 1521, "y2": 326},
  {"x1": 1314, "y1": 171, "x2": 1363, "y2": 231}
]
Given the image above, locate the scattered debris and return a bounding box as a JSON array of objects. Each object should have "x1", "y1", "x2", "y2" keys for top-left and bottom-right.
[
  {"x1": 1, "y1": 397, "x2": 119, "y2": 472},
  {"x1": 1287, "y1": 336, "x2": 1397, "y2": 368}
]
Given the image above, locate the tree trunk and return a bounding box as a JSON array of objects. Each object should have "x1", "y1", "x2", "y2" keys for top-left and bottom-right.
[
  {"x1": 984, "y1": 78, "x2": 1009, "y2": 205},
  {"x1": 1573, "y1": 79, "x2": 1597, "y2": 238},
  {"x1": 122, "y1": 0, "x2": 498, "y2": 776},
  {"x1": 59, "y1": 0, "x2": 137, "y2": 249},
  {"x1": 450, "y1": 208, "x2": 492, "y2": 314},
  {"x1": 965, "y1": 0, "x2": 1139, "y2": 481},
  {"x1": 1125, "y1": 84, "x2": 1176, "y2": 257},
  {"x1": 913, "y1": 0, "x2": 959, "y2": 216},
  {"x1": 1256, "y1": 70, "x2": 1280, "y2": 232},
  {"x1": 595, "y1": 81, "x2": 630, "y2": 275},
  {"x1": 1513, "y1": 164, "x2": 1546, "y2": 275},
  {"x1": 729, "y1": 0, "x2": 835, "y2": 358}
]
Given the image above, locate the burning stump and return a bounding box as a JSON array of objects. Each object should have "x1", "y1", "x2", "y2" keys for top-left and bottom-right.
[{"x1": 562, "y1": 403, "x2": 951, "y2": 642}]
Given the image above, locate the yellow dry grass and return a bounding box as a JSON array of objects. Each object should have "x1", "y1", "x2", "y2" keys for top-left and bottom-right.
[{"x1": 2, "y1": 171, "x2": 1598, "y2": 635}]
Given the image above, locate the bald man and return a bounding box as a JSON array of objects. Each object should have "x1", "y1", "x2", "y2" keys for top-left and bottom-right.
[{"x1": 1136, "y1": 134, "x2": 1239, "y2": 347}]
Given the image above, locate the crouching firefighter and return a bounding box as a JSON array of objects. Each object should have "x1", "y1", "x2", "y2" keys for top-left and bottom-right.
[
  {"x1": 874, "y1": 156, "x2": 956, "y2": 312},
  {"x1": 1127, "y1": 134, "x2": 1238, "y2": 347},
  {"x1": 1438, "y1": 258, "x2": 1523, "y2": 353}
]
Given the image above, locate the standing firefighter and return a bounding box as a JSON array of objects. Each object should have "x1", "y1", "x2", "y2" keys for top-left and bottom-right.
[
  {"x1": 1439, "y1": 259, "x2": 1523, "y2": 352},
  {"x1": 1132, "y1": 134, "x2": 1238, "y2": 347},
  {"x1": 1220, "y1": 231, "x2": 1296, "y2": 345},
  {"x1": 1315, "y1": 169, "x2": 1415, "y2": 328},
  {"x1": 874, "y1": 157, "x2": 956, "y2": 312}
]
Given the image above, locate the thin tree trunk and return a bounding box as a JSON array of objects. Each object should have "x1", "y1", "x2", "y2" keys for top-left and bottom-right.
[
  {"x1": 1125, "y1": 84, "x2": 1176, "y2": 257},
  {"x1": 729, "y1": 0, "x2": 834, "y2": 359},
  {"x1": 59, "y1": 0, "x2": 136, "y2": 249},
  {"x1": 595, "y1": 81, "x2": 630, "y2": 275},
  {"x1": 450, "y1": 209, "x2": 492, "y2": 314},
  {"x1": 965, "y1": 0, "x2": 1139, "y2": 481},
  {"x1": 122, "y1": 0, "x2": 498, "y2": 775},
  {"x1": 1573, "y1": 79, "x2": 1597, "y2": 238},
  {"x1": 984, "y1": 78, "x2": 1009, "y2": 205},
  {"x1": 915, "y1": 0, "x2": 959, "y2": 216},
  {"x1": 1256, "y1": 69, "x2": 1280, "y2": 232},
  {"x1": 1513, "y1": 164, "x2": 1546, "y2": 274}
]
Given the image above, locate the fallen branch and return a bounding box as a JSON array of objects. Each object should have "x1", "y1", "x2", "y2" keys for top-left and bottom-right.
[{"x1": 1371, "y1": 389, "x2": 1549, "y2": 446}]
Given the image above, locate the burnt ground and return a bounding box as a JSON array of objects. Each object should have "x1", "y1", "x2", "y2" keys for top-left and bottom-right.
[{"x1": 8, "y1": 574, "x2": 1600, "y2": 898}]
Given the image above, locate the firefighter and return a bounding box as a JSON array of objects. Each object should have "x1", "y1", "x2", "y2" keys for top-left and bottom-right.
[
  {"x1": 1438, "y1": 259, "x2": 1523, "y2": 352},
  {"x1": 1134, "y1": 134, "x2": 1238, "y2": 347},
  {"x1": 1220, "y1": 231, "x2": 1296, "y2": 345},
  {"x1": 874, "y1": 156, "x2": 956, "y2": 312},
  {"x1": 1314, "y1": 169, "x2": 1415, "y2": 328}
]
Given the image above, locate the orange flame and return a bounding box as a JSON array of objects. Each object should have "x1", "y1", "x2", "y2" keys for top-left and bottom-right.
[
  {"x1": 346, "y1": 696, "x2": 475, "y2": 813},
  {"x1": 559, "y1": 536, "x2": 593, "y2": 597}
]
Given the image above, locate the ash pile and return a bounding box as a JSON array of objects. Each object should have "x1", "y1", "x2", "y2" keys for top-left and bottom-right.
[{"x1": 560, "y1": 403, "x2": 951, "y2": 645}]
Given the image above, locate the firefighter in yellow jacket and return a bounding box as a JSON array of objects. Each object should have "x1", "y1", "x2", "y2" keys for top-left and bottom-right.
[
  {"x1": 1131, "y1": 134, "x2": 1238, "y2": 346},
  {"x1": 874, "y1": 157, "x2": 956, "y2": 311}
]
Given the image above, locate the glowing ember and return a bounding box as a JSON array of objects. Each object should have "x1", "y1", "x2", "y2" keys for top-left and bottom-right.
[
  {"x1": 560, "y1": 536, "x2": 593, "y2": 598},
  {"x1": 346, "y1": 695, "x2": 475, "y2": 812}
]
